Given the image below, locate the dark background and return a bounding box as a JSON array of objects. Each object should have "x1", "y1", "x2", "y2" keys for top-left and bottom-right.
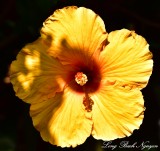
[{"x1": 0, "y1": 0, "x2": 160, "y2": 151}]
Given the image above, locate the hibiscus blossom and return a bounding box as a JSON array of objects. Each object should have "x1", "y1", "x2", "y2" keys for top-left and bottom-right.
[{"x1": 9, "y1": 6, "x2": 153, "y2": 147}]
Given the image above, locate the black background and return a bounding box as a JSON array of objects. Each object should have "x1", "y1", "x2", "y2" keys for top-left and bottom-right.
[{"x1": 0, "y1": 0, "x2": 160, "y2": 150}]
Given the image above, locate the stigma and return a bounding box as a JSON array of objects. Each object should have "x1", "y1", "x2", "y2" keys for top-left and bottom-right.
[{"x1": 75, "y1": 72, "x2": 88, "y2": 86}]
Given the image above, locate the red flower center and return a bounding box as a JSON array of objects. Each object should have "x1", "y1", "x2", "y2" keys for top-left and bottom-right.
[{"x1": 67, "y1": 58, "x2": 101, "y2": 94}]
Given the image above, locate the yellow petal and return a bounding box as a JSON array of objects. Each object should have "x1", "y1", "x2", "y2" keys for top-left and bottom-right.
[
  {"x1": 9, "y1": 38, "x2": 67, "y2": 104},
  {"x1": 91, "y1": 85, "x2": 144, "y2": 140},
  {"x1": 100, "y1": 29, "x2": 153, "y2": 89},
  {"x1": 30, "y1": 87, "x2": 92, "y2": 147},
  {"x1": 41, "y1": 6, "x2": 107, "y2": 65}
]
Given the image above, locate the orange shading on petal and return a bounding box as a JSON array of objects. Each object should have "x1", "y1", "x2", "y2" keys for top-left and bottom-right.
[
  {"x1": 41, "y1": 6, "x2": 107, "y2": 65},
  {"x1": 10, "y1": 38, "x2": 67, "y2": 104},
  {"x1": 30, "y1": 87, "x2": 93, "y2": 147},
  {"x1": 100, "y1": 29, "x2": 153, "y2": 89},
  {"x1": 91, "y1": 85, "x2": 144, "y2": 140}
]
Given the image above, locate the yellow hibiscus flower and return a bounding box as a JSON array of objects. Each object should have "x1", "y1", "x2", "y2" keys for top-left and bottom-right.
[{"x1": 9, "y1": 6, "x2": 153, "y2": 147}]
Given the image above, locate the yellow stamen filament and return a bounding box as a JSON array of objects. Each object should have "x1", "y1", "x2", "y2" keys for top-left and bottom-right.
[{"x1": 75, "y1": 72, "x2": 88, "y2": 86}]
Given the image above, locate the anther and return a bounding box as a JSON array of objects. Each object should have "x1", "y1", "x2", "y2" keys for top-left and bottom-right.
[{"x1": 75, "y1": 72, "x2": 88, "y2": 86}]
